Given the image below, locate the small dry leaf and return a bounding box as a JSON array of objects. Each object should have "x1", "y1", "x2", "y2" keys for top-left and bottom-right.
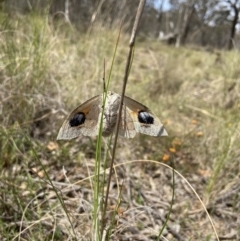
[
  {"x1": 192, "y1": 119, "x2": 197, "y2": 124},
  {"x1": 56, "y1": 172, "x2": 66, "y2": 182},
  {"x1": 37, "y1": 170, "x2": 44, "y2": 178},
  {"x1": 47, "y1": 141, "x2": 59, "y2": 151},
  {"x1": 117, "y1": 207, "x2": 125, "y2": 216},
  {"x1": 162, "y1": 154, "x2": 170, "y2": 161},
  {"x1": 109, "y1": 205, "x2": 126, "y2": 216},
  {"x1": 196, "y1": 131, "x2": 203, "y2": 137},
  {"x1": 172, "y1": 138, "x2": 182, "y2": 147},
  {"x1": 197, "y1": 169, "x2": 211, "y2": 178},
  {"x1": 164, "y1": 119, "x2": 169, "y2": 125},
  {"x1": 169, "y1": 147, "x2": 176, "y2": 153},
  {"x1": 31, "y1": 167, "x2": 38, "y2": 174}
]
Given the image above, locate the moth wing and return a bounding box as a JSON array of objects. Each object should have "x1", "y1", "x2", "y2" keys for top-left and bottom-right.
[
  {"x1": 57, "y1": 95, "x2": 101, "y2": 140},
  {"x1": 123, "y1": 96, "x2": 168, "y2": 137},
  {"x1": 118, "y1": 104, "x2": 137, "y2": 138}
]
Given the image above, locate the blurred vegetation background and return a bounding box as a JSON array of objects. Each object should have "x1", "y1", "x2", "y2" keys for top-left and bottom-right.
[
  {"x1": 3, "y1": 0, "x2": 240, "y2": 50},
  {"x1": 0, "y1": 0, "x2": 239, "y2": 240}
]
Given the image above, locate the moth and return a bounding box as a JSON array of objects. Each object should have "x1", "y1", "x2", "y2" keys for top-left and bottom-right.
[{"x1": 57, "y1": 91, "x2": 167, "y2": 139}]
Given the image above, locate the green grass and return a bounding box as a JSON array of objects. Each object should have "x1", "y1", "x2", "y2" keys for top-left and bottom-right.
[{"x1": 0, "y1": 12, "x2": 239, "y2": 240}]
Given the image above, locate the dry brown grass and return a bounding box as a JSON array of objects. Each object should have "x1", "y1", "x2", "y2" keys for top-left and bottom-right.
[{"x1": 0, "y1": 13, "x2": 239, "y2": 240}]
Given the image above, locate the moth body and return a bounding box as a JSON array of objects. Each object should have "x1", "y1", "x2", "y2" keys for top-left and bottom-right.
[{"x1": 101, "y1": 91, "x2": 121, "y2": 136}]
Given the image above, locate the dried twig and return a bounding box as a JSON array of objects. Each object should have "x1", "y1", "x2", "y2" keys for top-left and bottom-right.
[{"x1": 101, "y1": 0, "x2": 146, "y2": 237}]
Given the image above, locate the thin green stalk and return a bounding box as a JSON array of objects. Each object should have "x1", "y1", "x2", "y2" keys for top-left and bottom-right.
[
  {"x1": 93, "y1": 23, "x2": 123, "y2": 240},
  {"x1": 157, "y1": 155, "x2": 175, "y2": 240}
]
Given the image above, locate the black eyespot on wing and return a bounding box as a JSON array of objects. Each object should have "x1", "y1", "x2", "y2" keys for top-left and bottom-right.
[
  {"x1": 69, "y1": 112, "x2": 85, "y2": 127},
  {"x1": 138, "y1": 111, "x2": 154, "y2": 124}
]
